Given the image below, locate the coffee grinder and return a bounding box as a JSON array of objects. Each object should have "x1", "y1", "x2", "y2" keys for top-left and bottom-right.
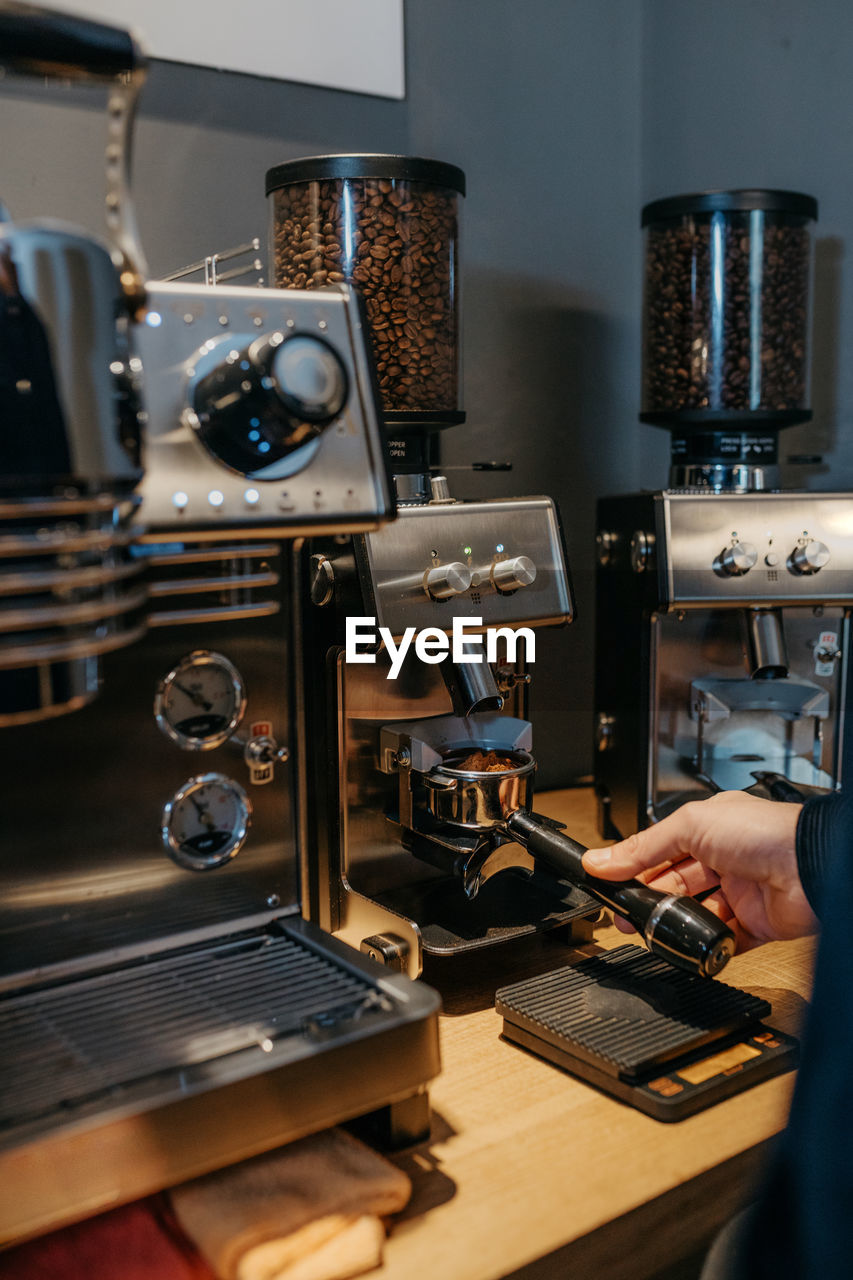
[
  {"x1": 266, "y1": 158, "x2": 744, "y2": 983},
  {"x1": 264, "y1": 156, "x2": 601, "y2": 978},
  {"x1": 595, "y1": 189, "x2": 853, "y2": 840}
]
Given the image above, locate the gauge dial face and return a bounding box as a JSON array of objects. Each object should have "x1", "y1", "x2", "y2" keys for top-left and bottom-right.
[
  {"x1": 161, "y1": 772, "x2": 251, "y2": 871},
  {"x1": 155, "y1": 650, "x2": 246, "y2": 749}
]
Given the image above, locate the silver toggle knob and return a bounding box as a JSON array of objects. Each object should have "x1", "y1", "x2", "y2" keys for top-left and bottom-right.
[
  {"x1": 790, "y1": 539, "x2": 830, "y2": 575},
  {"x1": 428, "y1": 475, "x2": 455, "y2": 504},
  {"x1": 244, "y1": 733, "x2": 289, "y2": 785},
  {"x1": 494, "y1": 665, "x2": 532, "y2": 694},
  {"x1": 424, "y1": 562, "x2": 472, "y2": 600},
  {"x1": 719, "y1": 541, "x2": 758, "y2": 576},
  {"x1": 630, "y1": 530, "x2": 655, "y2": 574},
  {"x1": 491, "y1": 555, "x2": 537, "y2": 592}
]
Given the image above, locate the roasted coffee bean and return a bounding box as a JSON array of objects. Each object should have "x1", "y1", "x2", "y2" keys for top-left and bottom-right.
[
  {"x1": 642, "y1": 214, "x2": 810, "y2": 415},
  {"x1": 270, "y1": 177, "x2": 460, "y2": 414}
]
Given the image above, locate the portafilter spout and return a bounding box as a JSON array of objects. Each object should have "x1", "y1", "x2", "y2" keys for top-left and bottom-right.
[
  {"x1": 467, "y1": 810, "x2": 735, "y2": 978},
  {"x1": 745, "y1": 607, "x2": 789, "y2": 680}
]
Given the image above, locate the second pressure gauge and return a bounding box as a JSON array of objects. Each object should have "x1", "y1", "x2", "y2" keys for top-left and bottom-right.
[
  {"x1": 161, "y1": 773, "x2": 251, "y2": 871},
  {"x1": 155, "y1": 650, "x2": 246, "y2": 750}
]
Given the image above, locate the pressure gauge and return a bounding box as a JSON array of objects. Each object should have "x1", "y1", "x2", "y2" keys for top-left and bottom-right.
[
  {"x1": 161, "y1": 772, "x2": 251, "y2": 871},
  {"x1": 155, "y1": 650, "x2": 246, "y2": 749}
]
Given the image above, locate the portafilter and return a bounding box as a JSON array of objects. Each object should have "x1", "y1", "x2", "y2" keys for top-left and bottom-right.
[{"x1": 414, "y1": 747, "x2": 735, "y2": 978}]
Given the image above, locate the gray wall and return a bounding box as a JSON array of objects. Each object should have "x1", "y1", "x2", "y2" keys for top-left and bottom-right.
[
  {"x1": 643, "y1": 0, "x2": 853, "y2": 494},
  {"x1": 2, "y1": 1, "x2": 846, "y2": 786}
]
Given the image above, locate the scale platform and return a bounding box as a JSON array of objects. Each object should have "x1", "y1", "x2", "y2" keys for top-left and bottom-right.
[{"x1": 496, "y1": 944, "x2": 797, "y2": 1121}]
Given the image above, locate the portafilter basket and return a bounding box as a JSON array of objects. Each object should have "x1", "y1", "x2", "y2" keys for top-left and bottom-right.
[
  {"x1": 417, "y1": 747, "x2": 735, "y2": 979},
  {"x1": 421, "y1": 749, "x2": 536, "y2": 829}
]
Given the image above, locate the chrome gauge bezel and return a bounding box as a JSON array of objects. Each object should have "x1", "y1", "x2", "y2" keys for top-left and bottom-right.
[
  {"x1": 154, "y1": 649, "x2": 247, "y2": 750},
  {"x1": 161, "y1": 771, "x2": 252, "y2": 871}
]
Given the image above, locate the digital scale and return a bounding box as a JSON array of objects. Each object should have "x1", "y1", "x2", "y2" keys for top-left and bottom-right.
[{"x1": 496, "y1": 945, "x2": 798, "y2": 1121}]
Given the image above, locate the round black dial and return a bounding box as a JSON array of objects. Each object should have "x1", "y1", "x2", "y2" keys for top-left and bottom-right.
[{"x1": 188, "y1": 330, "x2": 348, "y2": 478}]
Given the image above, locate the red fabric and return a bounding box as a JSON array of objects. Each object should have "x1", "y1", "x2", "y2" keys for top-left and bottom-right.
[{"x1": 0, "y1": 1196, "x2": 216, "y2": 1280}]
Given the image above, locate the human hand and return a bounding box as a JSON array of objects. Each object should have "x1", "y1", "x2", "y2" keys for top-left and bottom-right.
[{"x1": 582, "y1": 791, "x2": 819, "y2": 951}]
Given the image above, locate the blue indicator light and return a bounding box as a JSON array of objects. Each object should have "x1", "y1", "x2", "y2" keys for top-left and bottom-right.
[
  {"x1": 258, "y1": 441, "x2": 271, "y2": 454},
  {"x1": 145, "y1": 311, "x2": 163, "y2": 327},
  {"x1": 248, "y1": 429, "x2": 260, "y2": 442},
  {"x1": 496, "y1": 543, "x2": 505, "y2": 553}
]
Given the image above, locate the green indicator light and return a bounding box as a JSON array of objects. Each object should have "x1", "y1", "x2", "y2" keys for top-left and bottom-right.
[{"x1": 463, "y1": 545, "x2": 472, "y2": 556}]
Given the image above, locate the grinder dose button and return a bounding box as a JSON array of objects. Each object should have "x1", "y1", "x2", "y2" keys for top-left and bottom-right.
[
  {"x1": 425, "y1": 562, "x2": 472, "y2": 599},
  {"x1": 491, "y1": 555, "x2": 537, "y2": 592},
  {"x1": 718, "y1": 541, "x2": 758, "y2": 576},
  {"x1": 790, "y1": 539, "x2": 830, "y2": 574}
]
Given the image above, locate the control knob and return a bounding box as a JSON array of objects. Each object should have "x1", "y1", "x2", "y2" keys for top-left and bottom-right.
[
  {"x1": 188, "y1": 331, "x2": 348, "y2": 477},
  {"x1": 491, "y1": 555, "x2": 537, "y2": 592},
  {"x1": 424, "y1": 562, "x2": 472, "y2": 600},
  {"x1": 719, "y1": 541, "x2": 757, "y2": 576},
  {"x1": 790, "y1": 539, "x2": 830, "y2": 575}
]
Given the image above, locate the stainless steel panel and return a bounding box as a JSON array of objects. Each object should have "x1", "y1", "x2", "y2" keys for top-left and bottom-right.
[
  {"x1": 135, "y1": 282, "x2": 393, "y2": 535},
  {"x1": 648, "y1": 607, "x2": 845, "y2": 815},
  {"x1": 661, "y1": 491, "x2": 853, "y2": 605},
  {"x1": 362, "y1": 497, "x2": 573, "y2": 636},
  {"x1": 0, "y1": 538, "x2": 299, "y2": 986}
]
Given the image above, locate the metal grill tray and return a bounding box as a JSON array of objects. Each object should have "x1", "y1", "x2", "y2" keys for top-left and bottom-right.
[
  {"x1": 0, "y1": 917, "x2": 438, "y2": 1148},
  {"x1": 496, "y1": 944, "x2": 771, "y2": 1080}
]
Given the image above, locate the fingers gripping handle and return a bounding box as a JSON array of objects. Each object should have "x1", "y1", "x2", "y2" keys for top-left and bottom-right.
[{"x1": 505, "y1": 811, "x2": 735, "y2": 977}]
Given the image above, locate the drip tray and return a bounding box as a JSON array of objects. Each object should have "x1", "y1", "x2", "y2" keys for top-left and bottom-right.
[
  {"x1": 0, "y1": 917, "x2": 440, "y2": 1245},
  {"x1": 496, "y1": 945, "x2": 797, "y2": 1121}
]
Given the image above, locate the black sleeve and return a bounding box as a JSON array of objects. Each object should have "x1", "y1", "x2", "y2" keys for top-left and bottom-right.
[
  {"x1": 734, "y1": 790, "x2": 853, "y2": 1280},
  {"x1": 795, "y1": 791, "x2": 850, "y2": 919}
]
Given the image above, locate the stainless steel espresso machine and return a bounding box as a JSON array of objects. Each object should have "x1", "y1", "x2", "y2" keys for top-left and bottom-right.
[
  {"x1": 595, "y1": 189, "x2": 853, "y2": 839},
  {"x1": 0, "y1": 7, "x2": 440, "y2": 1246}
]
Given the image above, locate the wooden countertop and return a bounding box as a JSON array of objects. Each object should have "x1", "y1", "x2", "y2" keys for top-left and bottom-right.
[{"x1": 379, "y1": 787, "x2": 815, "y2": 1280}]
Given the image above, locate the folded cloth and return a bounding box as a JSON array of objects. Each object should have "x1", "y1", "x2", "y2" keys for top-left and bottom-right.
[
  {"x1": 0, "y1": 1195, "x2": 215, "y2": 1280},
  {"x1": 169, "y1": 1128, "x2": 412, "y2": 1280}
]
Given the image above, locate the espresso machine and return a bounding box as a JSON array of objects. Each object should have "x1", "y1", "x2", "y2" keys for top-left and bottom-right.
[
  {"x1": 0, "y1": 7, "x2": 440, "y2": 1246},
  {"x1": 595, "y1": 189, "x2": 853, "y2": 839}
]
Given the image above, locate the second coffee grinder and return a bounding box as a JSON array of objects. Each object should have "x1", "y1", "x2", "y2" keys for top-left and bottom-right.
[{"x1": 595, "y1": 189, "x2": 853, "y2": 840}]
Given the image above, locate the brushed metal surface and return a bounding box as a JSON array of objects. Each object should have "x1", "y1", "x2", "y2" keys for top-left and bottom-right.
[
  {"x1": 359, "y1": 497, "x2": 574, "y2": 636},
  {"x1": 660, "y1": 491, "x2": 853, "y2": 605},
  {"x1": 135, "y1": 282, "x2": 393, "y2": 535}
]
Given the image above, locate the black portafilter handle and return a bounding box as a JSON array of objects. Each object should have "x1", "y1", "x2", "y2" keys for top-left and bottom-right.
[
  {"x1": 505, "y1": 810, "x2": 736, "y2": 978},
  {"x1": 0, "y1": 3, "x2": 144, "y2": 81}
]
